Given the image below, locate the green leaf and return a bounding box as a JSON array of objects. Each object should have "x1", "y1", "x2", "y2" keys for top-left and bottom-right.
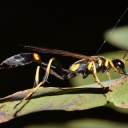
[
  {"x1": 0, "y1": 82, "x2": 110, "y2": 123},
  {"x1": 104, "y1": 26, "x2": 128, "y2": 50},
  {"x1": 1, "y1": 75, "x2": 128, "y2": 123},
  {"x1": 106, "y1": 75, "x2": 128, "y2": 108}
]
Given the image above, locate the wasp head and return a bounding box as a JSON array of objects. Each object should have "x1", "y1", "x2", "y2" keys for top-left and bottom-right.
[{"x1": 112, "y1": 58, "x2": 126, "y2": 75}]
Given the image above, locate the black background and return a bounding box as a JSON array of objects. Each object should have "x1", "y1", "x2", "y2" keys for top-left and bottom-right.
[{"x1": 0, "y1": 2, "x2": 128, "y2": 127}]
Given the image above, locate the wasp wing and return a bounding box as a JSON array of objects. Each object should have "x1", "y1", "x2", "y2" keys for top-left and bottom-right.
[{"x1": 20, "y1": 45, "x2": 93, "y2": 60}]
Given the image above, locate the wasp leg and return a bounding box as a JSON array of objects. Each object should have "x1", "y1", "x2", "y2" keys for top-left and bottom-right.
[
  {"x1": 14, "y1": 58, "x2": 56, "y2": 108},
  {"x1": 14, "y1": 66, "x2": 42, "y2": 108},
  {"x1": 34, "y1": 65, "x2": 62, "y2": 88},
  {"x1": 40, "y1": 59, "x2": 69, "y2": 80},
  {"x1": 35, "y1": 61, "x2": 66, "y2": 80},
  {"x1": 41, "y1": 66, "x2": 64, "y2": 80},
  {"x1": 104, "y1": 59, "x2": 120, "y2": 79},
  {"x1": 14, "y1": 58, "x2": 69, "y2": 109},
  {"x1": 106, "y1": 70, "x2": 111, "y2": 80},
  {"x1": 34, "y1": 59, "x2": 69, "y2": 87},
  {"x1": 29, "y1": 58, "x2": 70, "y2": 99},
  {"x1": 33, "y1": 66, "x2": 40, "y2": 87},
  {"x1": 26, "y1": 58, "x2": 55, "y2": 99},
  {"x1": 26, "y1": 58, "x2": 69, "y2": 100},
  {"x1": 66, "y1": 72, "x2": 77, "y2": 79},
  {"x1": 92, "y1": 61, "x2": 104, "y2": 88},
  {"x1": 107, "y1": 59, "x2": 119, "y2": 73}
]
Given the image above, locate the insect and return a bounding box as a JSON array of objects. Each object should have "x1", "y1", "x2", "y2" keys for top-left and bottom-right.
[
  {"x1": 0, "y1": 45, "x2": 127, "y2": 103},
  {"x1": 20, "y1": 44, "x2": 128, "y2": 106},
  {"x1": 20, "y1": 45, "x2": 128, "y2": 89}
]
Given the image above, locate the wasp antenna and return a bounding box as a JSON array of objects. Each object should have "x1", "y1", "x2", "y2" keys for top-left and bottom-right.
[
  {"x1": 123, "y1": 52, "x2": 128, "y2": 59},
  {"x1": 96, "y1": 7, "x2": 128, "y2": 55}
]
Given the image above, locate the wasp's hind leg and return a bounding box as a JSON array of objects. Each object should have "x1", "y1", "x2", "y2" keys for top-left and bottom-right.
[
  {"x1": 25, "y1": 58, "x2": 69, "y2": 100},
  {"x1": 33, "y1": 66, "x2": 41, "y2": 87}
]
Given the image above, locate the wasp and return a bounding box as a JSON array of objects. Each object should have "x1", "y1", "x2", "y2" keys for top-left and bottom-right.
[
  {"x1": 20, "y1": 45, "x2": 127, "y2": 89},
  {"x1": 0, "y1": 45, "x2": 127, "y2": 106}
]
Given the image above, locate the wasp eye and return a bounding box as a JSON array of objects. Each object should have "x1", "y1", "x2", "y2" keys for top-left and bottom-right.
[{"x1": 117, "y1": 61, "x2": 121, "y2": 66}]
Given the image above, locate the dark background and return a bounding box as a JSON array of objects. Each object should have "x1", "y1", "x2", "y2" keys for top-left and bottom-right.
[{"x1": 0, "y1": 2, "x2": 128, "y2": 127}]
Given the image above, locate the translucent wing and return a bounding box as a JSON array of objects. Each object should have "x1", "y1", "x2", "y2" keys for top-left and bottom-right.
[{"x1": 20, "y1": 45, "x2": 94, "y2": 60}]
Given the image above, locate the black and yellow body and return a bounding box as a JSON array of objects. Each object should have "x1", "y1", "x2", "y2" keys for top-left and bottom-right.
[
  {"x1": 20, "y1": 45, "x2": 127, "y2": 87},
  {"x1": 0, "y1": 46, "x2": 126, "y2": 88},
  {"x1": 67, "y1": 56, "x2": 126, "y2": 78},
  {"x1": 64, "y1": 56, "x2": 126, "y2": 87}
]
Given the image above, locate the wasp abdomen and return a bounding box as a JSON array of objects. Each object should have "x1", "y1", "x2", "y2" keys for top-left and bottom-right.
[{"x1": 0, "y1": 53, "x2": 34, "y2": 69}]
